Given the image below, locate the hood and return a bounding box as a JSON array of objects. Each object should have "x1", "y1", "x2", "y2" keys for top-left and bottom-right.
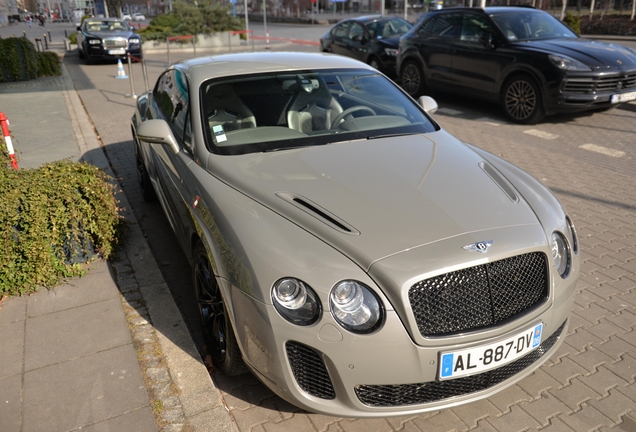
[
  {"x1": 521, "y1": 38, "x2": 636, "y2": 69},
  {"x1": 207, "y1": 130, "x2": 540, "y2": 270},
  {"x1": 86, "y1": 30, "x2": 134, "y2": 38},
  {"x1": 376, "y1": 36, "x2": 402, "y2": 48}
]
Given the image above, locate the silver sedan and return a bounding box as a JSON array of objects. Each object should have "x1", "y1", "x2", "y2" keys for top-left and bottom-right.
[{"x1": 131, "y1": 52, "x2": 579, "y2": 417}]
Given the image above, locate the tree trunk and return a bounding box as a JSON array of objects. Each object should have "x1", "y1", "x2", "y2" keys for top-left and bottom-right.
[
  {"x1": 561, "y1": 0, "x2": 567, "y2": 19},
  {"x1": 590, "y1": 0, "x2": 595, "y2": 18},
  {"x1": 631, "y1": 0, "x2": 635, "y2": 19}
]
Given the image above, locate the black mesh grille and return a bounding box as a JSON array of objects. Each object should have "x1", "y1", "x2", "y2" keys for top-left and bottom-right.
[
  {"x1": 409, "y1": 253, "x2": 548, "y2": 337},
  {"x1": 355, "y1": 321, "x2": 565, "y2": 407},
  {"x1": 286, "y1": 341, "x2": 336, "y2": 400},
  {"x1": 563, "y1": 72, "x2": 636, "y2": 94}
]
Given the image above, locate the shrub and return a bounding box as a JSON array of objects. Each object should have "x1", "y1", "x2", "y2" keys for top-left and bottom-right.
[
  {"x1": 36, "y1": 51, "x2": 61, "y2": 77},
  {"x1": 0, "y1": 140, "x2": 122, "y2": 296},
  {"x1": 137, "y1": 1, "x2": 243, "y2": 41},
  {"x1": 580, "y1": 15, "x2": 636, "y2": 36},
  {"x1": 562, "y1": 13, "x2": 581, "y2": 36},
  {"x1": 68, "y1": 31, "x2": 77, "y2": 44},
  {"x1": 0, "y1": 37, "x2": 38, "y2": 83}
]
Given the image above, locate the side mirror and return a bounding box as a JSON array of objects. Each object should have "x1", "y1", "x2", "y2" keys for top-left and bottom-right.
[
  {"x1": 418, "y1": 96, "x2": 438, "y2": 115},
  {"x1": 76, "y1": 26, "x2": 81, "y2": 31},
  {"x1": 136, "y1": 119, "x2": 180, "y2": 155},
  {"x1": 480, "y1": 32, "x2": 497, "y2": 50}
]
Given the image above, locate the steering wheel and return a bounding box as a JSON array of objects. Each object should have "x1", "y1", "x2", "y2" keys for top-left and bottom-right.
[
  {"x1": 533, "y1": 28, "x2": 545, "y2": 38},
  {"x1": 330, "y1": 106, "x2": 376, "y2": 129}
]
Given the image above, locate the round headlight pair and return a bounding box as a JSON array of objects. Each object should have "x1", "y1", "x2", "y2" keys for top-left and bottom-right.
[
  {"x1": 272, "y1": 278, "x2": 384, "y2": 333},
  {"x1": 551, "y1": 232, "x2": 571, "y2": 278}
]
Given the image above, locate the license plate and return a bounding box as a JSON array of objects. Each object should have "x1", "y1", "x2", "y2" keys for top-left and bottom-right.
[
  {"x1": 611, "y1": 91, "x2": 636, "y2": 104},
  {"x1": 108, "y1": 48, "x2": 126, "y2": 55},
  {"x1": 439, "y1": 323, "x2": 543, "y2": 380}
]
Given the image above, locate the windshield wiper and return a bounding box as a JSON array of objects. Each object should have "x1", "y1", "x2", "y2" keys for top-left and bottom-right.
[{"x1": 367, "y1": 132, "x2": 416, "y2": 140}]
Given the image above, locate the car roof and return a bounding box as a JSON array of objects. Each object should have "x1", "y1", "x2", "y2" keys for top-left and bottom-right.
[
  {"x1": 176, "y1": 52, "x2": 376, "y2": 86},
  {"x1": 85, "y1": 17, "x2": 127, "y2": 22},
  {"x1": 343, "y1": 14, "x2": 404, "y2": 23},
  {"x1": 425, "y1": 6, "x2": 543, "y2": 16}
]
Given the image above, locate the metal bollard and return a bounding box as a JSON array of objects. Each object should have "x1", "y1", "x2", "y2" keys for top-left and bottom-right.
[
  {"x1": 64, "y1": 29, "x2": 68, "y2": 38},
  {"x1": 126, "y1": 55, "x2": 136, "y2": 98},
  {"x1": 142, "y1": 58, "x2": 150, "y2": 92},
  {"x1": 23, "y1": 31, "x2": 26, "y2": 38},
  {"x1": 43, "y1": 34, "x2": 48, "y2": 50},
  {"x1": 34, "y1": 37, "x2": 41, "y2": 52},
  {"x1": 192, "y1": 36, "x2": 196, "y2": 57},
  {"x1": 47, "y1": 30, "x2": 51, "y2": 42},
  {"x1": 228, "y1": 32, "x2": 232, "y2": 52},
  {"x1": 166, "y1": 37, "x2": 170, "y2": 65}
]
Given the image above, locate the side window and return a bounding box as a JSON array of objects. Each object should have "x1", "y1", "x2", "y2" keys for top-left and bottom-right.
[
  {"x1": 332, "y1": 22, "x2": 350, "y2": 39},
  {"x1": 349, "y1": 22, "x2": 365, "y2": 40},
  {"x1": 420, "y1": 13, "x2": 461, "y2": 38},
  {"x1": 461, "y1": 14, "x2": 495, "y2": 43},
  {"x1": 153, "y1": 69, "x2": 190, "y2": 148}
]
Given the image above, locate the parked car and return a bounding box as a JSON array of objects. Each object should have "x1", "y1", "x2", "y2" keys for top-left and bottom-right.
[
  {"x1": 320, "y1": 15, "x2": 412, "y2": 75},
  {"x1": 121, "y1": 13, "x2": 132, "y2": 20},
  {"x1": 131, "y1": 52, "x2": 579, "y2": 417},
  {"x1": 132, "y1": 12, "x2": 145, "y2": 21},
  {"x1": 397, "y1": 7, "x2": 636, "y2": 123},
  {"x1": 76, "y1": 18, "x2": 142, "y2": 63}
]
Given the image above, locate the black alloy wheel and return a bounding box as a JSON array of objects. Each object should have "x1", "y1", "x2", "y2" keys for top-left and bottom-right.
[
  {"x1": 400, "y1": 60, "x2": 425, "y2": 97},
  {"x1": 502, "y1": 75, "x2": 545, "y2": 124},
  {"x1": 193, "y1": 242, "x2": 245, "y2": 376}
]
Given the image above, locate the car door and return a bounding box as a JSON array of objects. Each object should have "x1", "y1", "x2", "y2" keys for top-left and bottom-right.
[
  {"x1": 329, "y1": 21, "x2": 353, "y2": 57},
  {"x1": 448, "y1": 13, "x2": 511, "y2": 98},
  {"x1": 412, "y1": 13, "x2": 462, "y2": 89},
  {"x1": 150, "y1": 69, "x2": 197, "y2": 251},
  {"x1": 343, "y1": 22, "x2": 371, "y2": 63}
]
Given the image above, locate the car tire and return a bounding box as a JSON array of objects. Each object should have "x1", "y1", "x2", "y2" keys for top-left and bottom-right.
[
  {"x1": 368, "y1": 56, "x2": 382, "y2": 72},
  {"x1": 134, "y1": 137, "x2": 158, "y2": 202},
  {"x1": 193, "y1": 242, "x2": 246, "y2": 376},
  {"x1": 502, "y1": 74, "x2": 545, "y2": 124},
  {"x1": 400, "y1": 60, "x2": 425, "y2": 97}
]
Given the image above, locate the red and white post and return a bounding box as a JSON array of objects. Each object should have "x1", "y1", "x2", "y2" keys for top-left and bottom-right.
[{"x1": 0, "y1": 112, "x2": 19, "y2": 170}]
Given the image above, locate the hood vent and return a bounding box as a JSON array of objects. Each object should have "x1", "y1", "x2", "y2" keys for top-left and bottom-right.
[
  {"x1": 276, "y1": 192, "x2": 360, "y2": 236},
  {"x1": 479, "y1": 161, "x2": 519, "y2": 203}
]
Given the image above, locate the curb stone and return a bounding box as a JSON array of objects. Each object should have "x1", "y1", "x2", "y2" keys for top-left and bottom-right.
[{"x1": 60, "y1": 61, "x2": 238, "y2": 432}]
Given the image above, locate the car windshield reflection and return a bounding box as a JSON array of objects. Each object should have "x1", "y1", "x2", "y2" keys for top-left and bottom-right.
[
  {"x1": 85, "y1": 20, "x2": 131, "y2": 32},
  {"x1": 492, "y1": 12, "x2": 577, "y2": 42},
  {"x1": 201, "y1": 69, "x2": 437, "y2": 155}
]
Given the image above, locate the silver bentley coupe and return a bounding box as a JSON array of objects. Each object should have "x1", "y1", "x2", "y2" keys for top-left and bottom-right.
[{"x1": 131, "y1": 52, "x2": 579, "y2": 417}]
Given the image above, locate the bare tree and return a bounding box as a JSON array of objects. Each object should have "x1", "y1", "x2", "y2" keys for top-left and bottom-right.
[
  {"x1": 631, "y1": 0, "x2": 635, "y2": 20},
  {"x1": 560, "y1": 0, "x2": 567, "y2": 20},
  {"x1": 590, "y1": 0, "x2": 595, "y2": 19}
]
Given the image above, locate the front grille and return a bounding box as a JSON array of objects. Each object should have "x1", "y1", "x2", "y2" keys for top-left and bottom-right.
[
  {"x1": 563, "y1": 72, "x2": 636, "y2": 94},
  {"x1": 103, "y1": 38, "x2": 128, "y2": 48},
  {"x1": 286, "y1": 341, "x2": 336, "y2": 400},
  {"x1": 355, "y1": 321, "x2": 565, "y2": 407},
  {"x1": 409, "y1": 253, "x2": 548, "y2": 337}
]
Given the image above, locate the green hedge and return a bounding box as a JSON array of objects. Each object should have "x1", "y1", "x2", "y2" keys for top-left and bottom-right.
[
  {"x1": 0, "y1": 38, "x2": 61, "y2": 82},
  {"x1": 138, "y1": 1, "x2": 243, "y2": 41},
  {"x1": 0, "y1": 139, "x2": 122, "y2": 296}
]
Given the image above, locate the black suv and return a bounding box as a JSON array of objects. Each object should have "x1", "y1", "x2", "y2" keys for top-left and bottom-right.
[{"x1": 397, "y1": 7, "x2": 636, "y2": 123}]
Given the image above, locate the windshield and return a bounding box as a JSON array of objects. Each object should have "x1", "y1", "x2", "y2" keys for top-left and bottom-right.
[
  {"x1": 492, "y1": 12, "x2": 577, "y2": 42},
  {"x1": 201, "y1": 69, "x2": 437, "y2": 155},
  {"x1": 84, "y1": 20, "x2": 131, "y2": 32},
  {"x1": 366, "y1": 17, "x2": 413, "y2": 39}
]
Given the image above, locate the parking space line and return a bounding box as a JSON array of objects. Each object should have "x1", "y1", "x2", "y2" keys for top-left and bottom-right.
[
  {"x1": 523, "y1": 129, "x2": 559, "y2": 140},
  {"x1": 580, "y1": 143, "x2": 625, "y2": 157},
  {"x1": 475, "y1": 118, "x2": 502, "y2": 126}
]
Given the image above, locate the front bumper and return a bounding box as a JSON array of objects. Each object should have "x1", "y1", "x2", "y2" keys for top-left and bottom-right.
[
  {"x1": 85, "y1": 43, "x2": 142, "y2": 60},
  {"x1": 228, "y1": 253, "x2": 577, "y2": 417},
  {"x1": 545, "y1": 71, "x2": 636, "y2": 114}
]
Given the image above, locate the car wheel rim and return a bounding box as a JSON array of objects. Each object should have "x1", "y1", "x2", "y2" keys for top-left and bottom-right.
[
  {"x1": 505, "y1": 80, "x2": 536, "y2": 120},
  {"x1": 194, "y1": 253, "x2": 227, "y2": 362},
  {"x1": 402, "y1": 64, "x2": 420, "y2": 95},
  {"x1": 370, "y1": 59, "x2": 380, "y2": 70}
]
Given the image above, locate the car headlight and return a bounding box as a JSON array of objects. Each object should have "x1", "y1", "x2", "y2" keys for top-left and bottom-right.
[
  {"x1": 129, "y1": 38, "x2": 140, "y2": 44},
  {"x1": 551, "y1": 232, "x2": 571, "y2": 278},
  {"x1": 548, "y1": 54, "x2": 591, "y2": 71},
  {"x1": 566, "y1": 216, "x2": 578, "y2": 255},
  {"x1": 384, "y1": 48, "x2": 398, "y2": 57},
  {"x1": 330, "y1": 281, "x2": 383, "y2": 333},
  {"x1": 88, "y1": 39, "x2": 101, "y2": 45},
  {"x1": 272, "y1": 278, "x2": 321, "y2": 325}
]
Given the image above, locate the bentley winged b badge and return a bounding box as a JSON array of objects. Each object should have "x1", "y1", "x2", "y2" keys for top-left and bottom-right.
[{"x1": 463, "y1": 240, "x2": 494, "y2": 253}]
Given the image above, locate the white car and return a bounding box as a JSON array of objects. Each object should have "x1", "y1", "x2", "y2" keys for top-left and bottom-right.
[
  {"x1": 131, "y1": 52, "x2": 579, "y2": 417},
  {"x1": 121, "y1": 13, "x2": 132, "y2": 20},
  {"x1": 132, "y1": 13, "x2": 145, "y2": 21}
]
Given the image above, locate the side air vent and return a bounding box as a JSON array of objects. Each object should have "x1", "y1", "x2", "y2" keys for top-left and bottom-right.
[
  {"x1": 479, "y1": 162, "x2": 519, "y2": 203},
  {"x1": 276, "y1": 192, "x2": 361, "y2": 235}
]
